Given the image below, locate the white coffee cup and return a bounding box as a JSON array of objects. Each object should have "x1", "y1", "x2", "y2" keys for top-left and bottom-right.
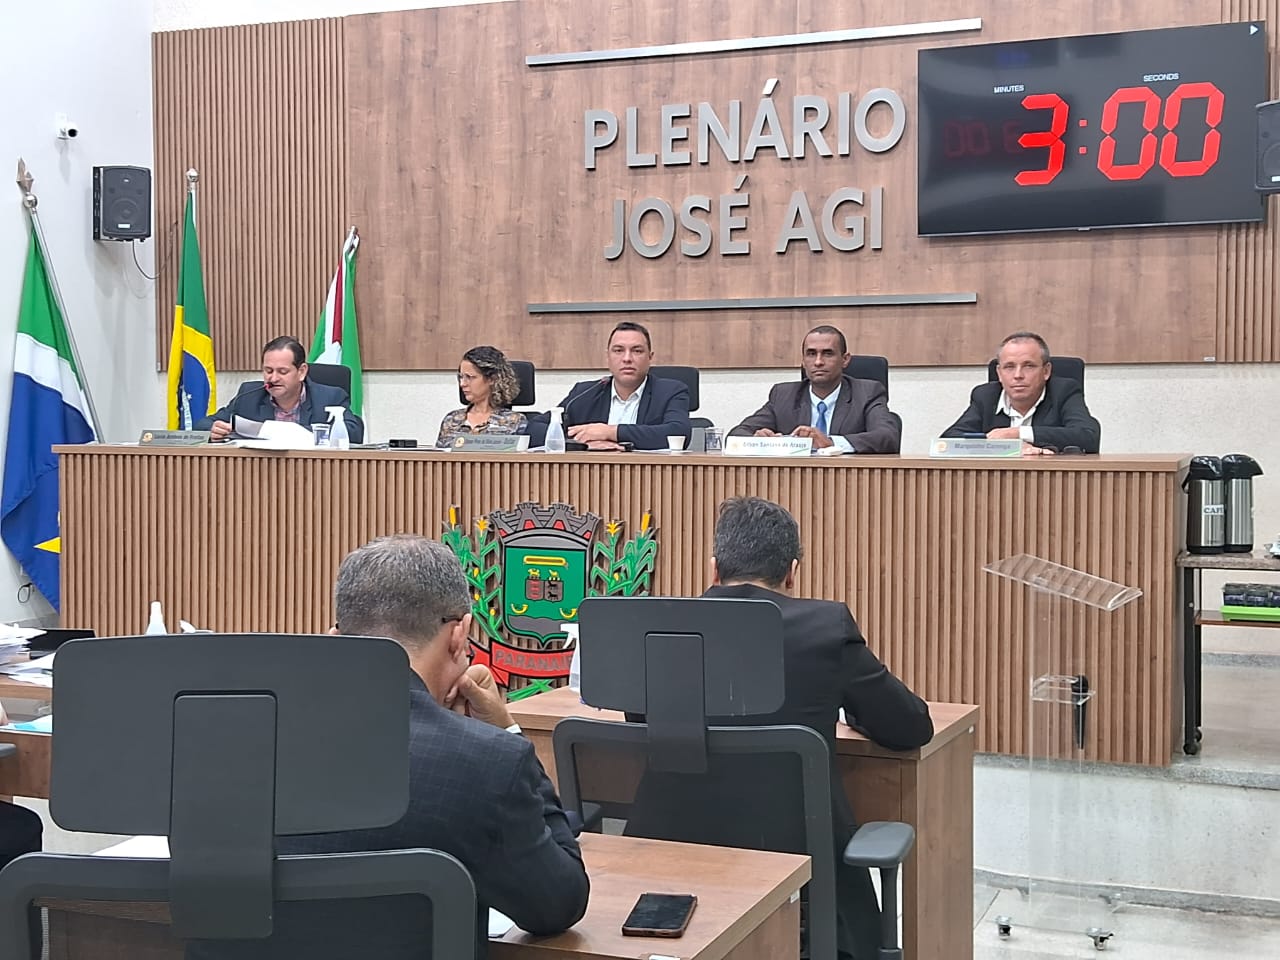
[{"x1": 667, "y1": 436, "x2": 686, "y2": 452}]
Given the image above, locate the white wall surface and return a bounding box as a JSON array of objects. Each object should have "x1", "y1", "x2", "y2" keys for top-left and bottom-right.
[{"x1": 0, "y1": 0, "x2": 156, "y2": 622}]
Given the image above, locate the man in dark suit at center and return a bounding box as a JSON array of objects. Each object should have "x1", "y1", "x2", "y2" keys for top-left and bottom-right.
[
  {"x1": 623, "y1": 497, "x2": 933, "y2": 960},
  {"x1": 729, "y1": 325, "x2": 901, "y2": 453},
  {"x1": 526, "y1": 321, "x2": 690, "y2": 451},
  {"x1": 191, "y1": 534, "x2": 589, "y2": 960},
  {"x1": 940, "y1": 330, "x2": 1100, "y2": 453},
  {"x1": 196, "y1": 335, "x2": 364, "y2": 443}
]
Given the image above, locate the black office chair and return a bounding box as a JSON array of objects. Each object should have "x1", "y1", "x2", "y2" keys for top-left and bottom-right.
[
  {"x1": 987, "y1": 355, "x2": 1085, "y2": 388},
  {"x1": 456, "y1": 359, "x2": 537, "y2": 408},
  {"x1": 0, "y1": 634, "x2": 477, "y2": 960},
  {"x1": 307, "y1": 362, "x2": 353, "y2": 395},
  {"x1": 233, "y1": 361, "x2": 354, "y2": 402},
  {"x1": 650, "y1": 364, "x2": 711, "y2": 428},
  {"x1": 554, "y1": 597, "x2": 914, "y2": 960},
  {"x1": 800, "y1": 355, "x2": 890, "y2": 394}
]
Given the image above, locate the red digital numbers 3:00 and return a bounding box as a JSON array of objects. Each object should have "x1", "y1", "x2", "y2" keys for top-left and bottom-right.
[{"x1": 1015, "y1": 81, "x2": 1225, "y2": 186}]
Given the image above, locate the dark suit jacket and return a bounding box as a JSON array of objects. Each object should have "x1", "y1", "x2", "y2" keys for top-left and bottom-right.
[
  {"x1": 195, "y1": 379, "x2": 365, "y2": 444},
  {"x1": 525, "y1": 376, "x2": 691, "y2": 450},
  {"x1": 940, "y1": 377, "x2": 1100, "y2": 453},
  {"x1": 189, "y1": 676, "x2": 589, "y2": 960},
  {"x1": 729, "y1": 375, "x2": 902, "y2": 453},
  {"x1": 623, "y1": 583, "x2": 932, "y2": 959}
]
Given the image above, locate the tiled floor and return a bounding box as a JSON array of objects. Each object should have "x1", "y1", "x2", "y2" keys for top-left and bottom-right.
[
  {"x1": 973, "y1": 889, "x2": 1280, "y2": 958},
  {"x1": 971, "y1": 638, "x2": 1280, "y2": 958}
]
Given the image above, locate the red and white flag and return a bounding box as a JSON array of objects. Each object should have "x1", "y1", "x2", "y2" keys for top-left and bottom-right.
[{"x1": 308, "y1": 227, "x2": 363, "y2": 415}]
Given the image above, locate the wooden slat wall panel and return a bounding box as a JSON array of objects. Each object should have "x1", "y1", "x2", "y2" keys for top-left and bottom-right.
[
  {"x1": 60, "y1": 449, "x2": 1184, "y2": 765},
  {"x1": 149, "y1": 1, "x2": 1280, "y2": 371},
  {"x1": 1217, "y1": 1, "x2": 1280, "y2": 361},
  {"x1": 152, "y1": 19, "x2": 345, "y2": 371}
]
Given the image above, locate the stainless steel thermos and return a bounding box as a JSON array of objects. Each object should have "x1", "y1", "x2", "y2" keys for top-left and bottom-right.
[
  {"x1": 1222, "y1": 454, "x2": 1264, "y2": 553},
  {"x1": 1185, "y1": 456, "x2": 1225, "y2": 554}
]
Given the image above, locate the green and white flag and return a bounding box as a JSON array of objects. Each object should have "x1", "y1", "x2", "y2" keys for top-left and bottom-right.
[
  {"x1": 308, "y1": 227, "x2": 363, "y2": 416},
  {"x1": 1, "y1": 225, "x2": 96, "y2": 610}
]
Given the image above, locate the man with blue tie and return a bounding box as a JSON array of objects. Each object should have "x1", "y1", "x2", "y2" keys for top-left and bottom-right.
[{"x1": 729, "y1": 325, "x2": 901, "y2": 453}]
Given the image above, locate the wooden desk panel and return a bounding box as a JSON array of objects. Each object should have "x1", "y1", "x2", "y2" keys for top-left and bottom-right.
[
  {"x1": 57, "y1": 447, "x2": 1185, "y2": 763},
  {"x1": 511, "y1": 688, "x2": 979, "y2": 960},
  {"x1": 0, "y1": 731, "x2": 49, "y2": 798},
  {"x1": 43, "y1": 834, "x2": 807, "y2": 960}
]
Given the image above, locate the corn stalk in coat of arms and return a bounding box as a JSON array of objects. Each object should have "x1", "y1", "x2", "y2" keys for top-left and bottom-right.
[{"x1": 442, "y1": 501, "x2": 657, "y2": 698}]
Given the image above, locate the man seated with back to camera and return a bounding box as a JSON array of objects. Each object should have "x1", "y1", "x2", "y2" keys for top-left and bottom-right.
[
  {"x1": 196, "y1": 335, "x2": 365, "y2": 443},
  {"x1": 940, "y1": 330, "x2": 1100, "y2": 454},
  {"x1": 190, "y1": 535, "x2": 589, "y2": 960},
  {"x1": 623, "y1": 497, "x2": 933, "y2": 960},
  {"x1": 525, "y1": 321, "x2": 690, "y2": 451},
  {"x1": 729, "y1": 325, "x2": 902, "y2": 453}
]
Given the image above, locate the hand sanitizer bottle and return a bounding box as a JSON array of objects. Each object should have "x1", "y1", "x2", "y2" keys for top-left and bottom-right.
[
  {"x1": 145, "y1": 601, "x2": 168, "y2": 635},
  {"x1": 545, "y1": 407, "x2": 566, "y2": 454},
  {"x1": 325, "y1": 406, "x2": 350, "y2": 450},
  {"x1": 563, "y1": 623, "x2": 581, "y2": 692}
]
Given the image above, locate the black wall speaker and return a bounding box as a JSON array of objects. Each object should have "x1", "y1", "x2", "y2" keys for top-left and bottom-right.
[
  {"x1": 1256, "y1": 100, "x2": 1280, "y2": 193},
  {"x1": 93, "y1": 165, "x2": 152, "y2": 241}
]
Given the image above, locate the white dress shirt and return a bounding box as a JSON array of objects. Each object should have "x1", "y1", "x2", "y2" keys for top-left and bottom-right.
[
  {"x1": 608, "y1": 377, "x2": 647, "y2": 426},
  {"x1": 810, "y1": 385, "x2": 853, "y2": 453},
  {"x1": 996, "y1": 388, "x2": 1046, "y2": 442}
]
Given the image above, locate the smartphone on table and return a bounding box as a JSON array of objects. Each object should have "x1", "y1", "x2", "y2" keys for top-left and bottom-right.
[{"x1": 621, "y1": 892, "x2": 698, "y2": 937}]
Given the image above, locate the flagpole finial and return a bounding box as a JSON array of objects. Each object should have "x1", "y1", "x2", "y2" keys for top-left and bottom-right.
[
  {"x1": 186, "y1": 168, "x2": 199, "y2": 186},
  {"x1": 16, "y1": 159, "x2": 36, "y2": 210}
]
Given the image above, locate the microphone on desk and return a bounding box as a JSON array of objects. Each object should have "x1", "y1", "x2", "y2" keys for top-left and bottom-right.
[{"x1": 559, "y1": 377, "x2": 611, "y2": 422}]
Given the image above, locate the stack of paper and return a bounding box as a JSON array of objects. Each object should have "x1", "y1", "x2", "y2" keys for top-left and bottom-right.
[
  {"x1": 231, "y1": 416, "x2": 317, "y2": 450},
  {"x1": 0, "y1": 624, "x2": 43, "y2": 661},
  {"x1": 0, "y1": 650, "x2": 55, "y2": 687}
]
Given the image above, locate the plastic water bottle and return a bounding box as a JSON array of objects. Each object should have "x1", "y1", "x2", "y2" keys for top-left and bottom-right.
[
  {"x1": 545, "y1": 407, "x2": 566, "y2": 454},
  {"x1": 145, "y1": 601, "x2": 168, "y2": 635},
  {"x1": 325, "y1": 406, "x2": 350, "y2": 450}
]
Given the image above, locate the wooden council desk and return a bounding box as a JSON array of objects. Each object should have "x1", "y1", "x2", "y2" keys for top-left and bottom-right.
[
  {"x1": 37, "y1": 834, "x2": 807, "y2": 960},
  {"x1": 513, "y1": 687, "x2": 978, "y2": 960},
  {"x1": 56, "y1": 446, "x2": 1184, "y2": 764}
]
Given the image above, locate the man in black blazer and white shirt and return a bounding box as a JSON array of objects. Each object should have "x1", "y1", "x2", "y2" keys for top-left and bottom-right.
[
  {"x1": 526, "y1": 322, "x2": 690, "y2": 450},
  {"x1": 729, "y1": 325, "x2": 901, "y2": 453},
  {"x1": 192, "y1": 535, "x2": 589, "y2": 960},
  {"x1": 623, "y1": 497, "x2": 932, "y2": 960},
  {"x1": 941, "y1": 331, "x2": 1100, "y2": 453}
]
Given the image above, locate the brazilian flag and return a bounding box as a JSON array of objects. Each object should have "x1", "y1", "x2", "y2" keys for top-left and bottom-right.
[{"x1": 166, "y1": 190, "x2": 215, "y2": 429}]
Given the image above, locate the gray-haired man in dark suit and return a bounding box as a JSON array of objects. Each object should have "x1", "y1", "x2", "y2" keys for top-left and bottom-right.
[{"x1": 191, "y1": 535, "x2": 589, "y2": 960}]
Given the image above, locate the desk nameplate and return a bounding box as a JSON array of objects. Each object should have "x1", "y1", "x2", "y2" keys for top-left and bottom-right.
[
  {"x1": 929, "y1": 437, "x2": 1022, "y2": 458},
  {"x1": 723, "y1": 436, "x2": 812, "y2": 457},
  {"x1": 138, "y1": 430, "x2": 210, "y2": 447},
  {"x1": 450, "y1": 434, "x2": 530, "y2": 452}
]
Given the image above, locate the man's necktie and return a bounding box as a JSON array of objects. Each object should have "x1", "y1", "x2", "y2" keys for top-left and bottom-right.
[{"x1": 815, "y1": 400, "x2": 828, "y2": 435}]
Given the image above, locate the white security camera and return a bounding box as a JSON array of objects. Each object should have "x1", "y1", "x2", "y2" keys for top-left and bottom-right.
[{"x1": 56, "y1": 115, "x2": 78, "y2": 140}]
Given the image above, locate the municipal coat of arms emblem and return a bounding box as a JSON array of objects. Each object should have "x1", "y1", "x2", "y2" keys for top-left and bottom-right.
[{"x1": 442, "y1": 501, "x2": 658, "y2": 696}]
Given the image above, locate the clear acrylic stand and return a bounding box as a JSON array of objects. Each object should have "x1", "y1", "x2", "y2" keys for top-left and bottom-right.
[{"x1": 983, "y1": 554, "x2": 1143, "y2": 952}]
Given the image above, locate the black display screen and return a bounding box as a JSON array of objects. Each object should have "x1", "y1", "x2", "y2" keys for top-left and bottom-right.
[{"x1": 917, "y1": 22, "x2": 1268, "y2": 236}]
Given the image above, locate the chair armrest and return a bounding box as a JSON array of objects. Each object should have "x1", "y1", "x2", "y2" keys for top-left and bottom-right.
[
  {"x1": 842, "y1": 821, "x2": 915, "y2": 869},
  {"x1": 564, "y1": 802, "x2": 605, "y2": 837}
]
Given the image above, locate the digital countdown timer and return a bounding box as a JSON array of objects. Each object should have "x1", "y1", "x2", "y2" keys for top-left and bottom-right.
[{"x1": 917, "y1": 22, "x2": 1267, "y2": 236}]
